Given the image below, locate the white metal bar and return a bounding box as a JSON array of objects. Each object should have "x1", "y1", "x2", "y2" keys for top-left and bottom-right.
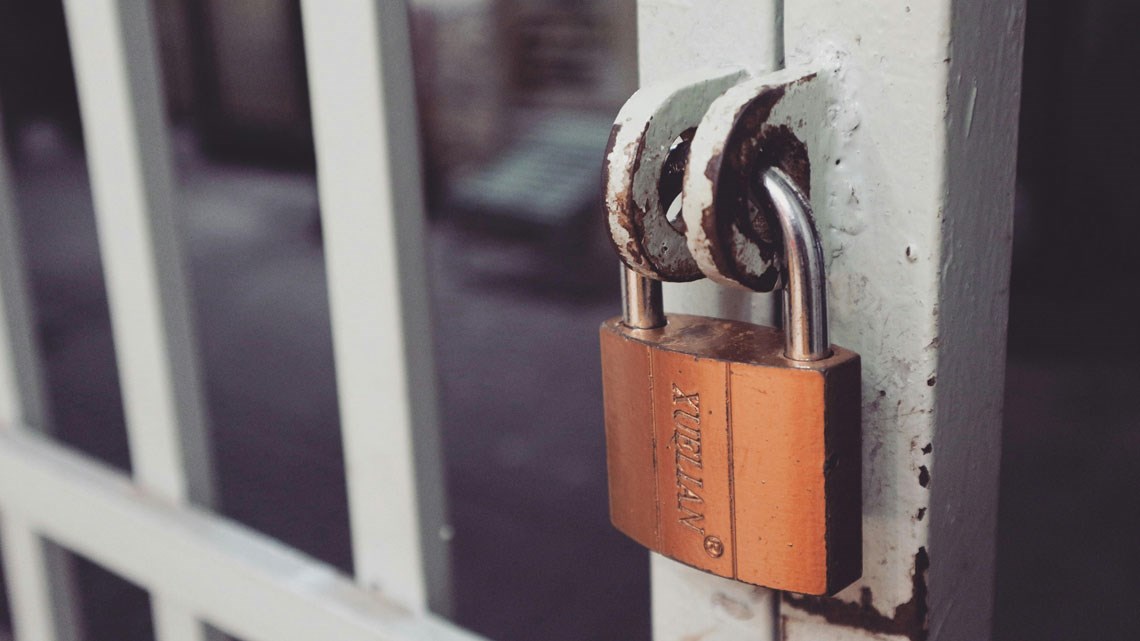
[
  {"x1": 61, "y1": 0, "x2": 213, "y2": 507},
  {"x1": 300, "y1": 0, "x2": 450, "y2": 614},
  {"x1": 638, "y1": 2, "x2": 784, "y2": 640},
  {"x1": 0, "y1": 138, "x2": 49, "y2": 434},
  {"x1": 0, "y1": 428, "x2": 486, "y2": 641},
  {"x1": 1, "y1": 518, "x2": 61, "y2": 641},
  {"x1": 0, "y1": 105, "x2": 85, "y2": 641},
  {"x1": 776, "y1": 3, "x2": 1023, "y2": 640},
  {"x1": 651, "y1": 553, "x2": 779, "y2": 641},
  {"x1": 152, "y1": 602, "x2": 211, "y2": 641},
  {"x1": 0, "y1": 525, "x2": 85, "y2": 641},
  {"x1": 640, "y1": 0, "x2": 1024, "y2": 639},
  {"x1": 60, "y1": 0, "x2": 215, "y2": 639}
]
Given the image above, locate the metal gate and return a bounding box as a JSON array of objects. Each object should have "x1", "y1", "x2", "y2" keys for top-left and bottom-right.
[{"x1": 0, "y1": 1, "x2": 1024, "y2": 641}]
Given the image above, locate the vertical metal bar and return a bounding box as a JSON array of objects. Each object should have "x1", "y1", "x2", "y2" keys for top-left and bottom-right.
[
  {"x1": 299, "y1": 0, "x2": 450, "y2": 615},
  {"x1": 151, "y1": 600, "x2": 209, "y2": 641},
  {"x1": 638, "y1": 2, "x2": 784, "y2": 640},
  {"x1": 0, "y1": 129, "x2": 50, "y2": 435},
  {"x1": 775, "y1": 2, "x2": 1024, "y2": 640},
  {"x1": 641, "y1": 0, "x2": 1023, "y2": 639},
  {"x1": 1, "y1": 518, "x2": 64, "y2": 641},
  {"x1": 641, "y1": 2, "x2": 1022, "y2": 639},
  {"x1": 0, "y1": 105, "x2": 85, "y2": 641},
  {"x1": 60, "y1": 0, "x2": 216, "y2": 639},
  {"x1": 60, "y1": 0, "x2": 214, "y2": 507}
]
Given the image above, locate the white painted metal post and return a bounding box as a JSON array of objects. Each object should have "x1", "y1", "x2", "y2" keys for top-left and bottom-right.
[
  {"x1": 60, "y1": 0, "x2": 216, "y2": 639},
  {"x1": 777, "y1": 2, "x2": 1024, "y2": 639},
  {"x1": 1, "y1": 520, "x2": 65, "y2": 641},
  {"x1": 0, "y1": 107, "x2": 85, "y2": 641},
  {"x1": 639, "y1": 1, "x2": 1025, "y2": 640},
  {"x1": 300, "y1": 0, "x2": 451, "y2": 615}
]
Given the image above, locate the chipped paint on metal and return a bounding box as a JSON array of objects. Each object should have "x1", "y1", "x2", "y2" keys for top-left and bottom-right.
[
  {"x1": 603, "y1": 68, "x2": 747, "y2": 281},
  {"x1": 633, "y1": 1, "x2": 1023, "y2": 640},
  {"x1": 783, "y1": 547, "x2": 929, "y2": 641},
  {"x1": 775, "y1": 1, "x2": 1025, "y2": 640},
  {"x1": 683, "y1": 69, "x2": 829, "y2": 291}
]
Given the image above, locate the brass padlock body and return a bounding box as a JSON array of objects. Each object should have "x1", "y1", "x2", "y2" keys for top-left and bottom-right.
[{"x1": 600, "y1": 314, "x2": 861, "y2": 595}]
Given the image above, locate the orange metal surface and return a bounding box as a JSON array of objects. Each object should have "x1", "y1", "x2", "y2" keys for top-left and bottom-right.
[
  {"x1": 600, "y1": 330, "x2": 658, "y2": 548},
  {"x1": 599, "y1": 314, "x2": 861, "y2": 595}
]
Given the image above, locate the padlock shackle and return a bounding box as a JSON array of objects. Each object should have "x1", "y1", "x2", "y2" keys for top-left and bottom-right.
[
  {"x1": 621, "y1": 266, "x2": 666, "y2": 329},
  {"x1": 762, "y1": 167, "x2": 832, "y2": 361}
]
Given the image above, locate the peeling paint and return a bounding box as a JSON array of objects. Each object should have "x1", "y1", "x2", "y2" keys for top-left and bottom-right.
[
  {"x1": 638, "y1": 0, "x2": 1021, "y2": 637},
  {"x1": 632, "y1": 2, "x2": 1008, "y2": 640},
  {"x1": 601, "y1": 68, "x2": 747, "y2": 282},
  {"x1": 783, "y1": 547, "x2": 929, "y2": 641},
  {"x1": 682, "y1": 70, "x2": 825, "y2": 291}
]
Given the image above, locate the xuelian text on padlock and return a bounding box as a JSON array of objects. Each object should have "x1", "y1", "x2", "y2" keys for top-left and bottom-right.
[{"x1": 600, "y1": 313, "x2": 861, "y2": 596}]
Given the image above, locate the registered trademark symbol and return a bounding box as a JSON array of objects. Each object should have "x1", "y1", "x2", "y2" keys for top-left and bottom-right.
[{"x1": 703, "y1": 535, "x2": 724, "y2": 558}]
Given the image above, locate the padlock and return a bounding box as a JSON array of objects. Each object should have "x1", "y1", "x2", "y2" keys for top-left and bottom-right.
[{"x1": 599, "y1": 167, "x2": 862, "y2": 596}]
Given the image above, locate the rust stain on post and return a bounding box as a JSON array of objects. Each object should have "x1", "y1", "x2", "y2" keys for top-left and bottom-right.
[{"x1": 783, "y1": 547, "x2": 930, "y2": 641}]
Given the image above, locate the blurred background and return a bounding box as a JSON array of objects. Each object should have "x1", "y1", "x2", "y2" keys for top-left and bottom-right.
[{"x1": 0, "y1": 1, "x2": 1136, "y2": 640}]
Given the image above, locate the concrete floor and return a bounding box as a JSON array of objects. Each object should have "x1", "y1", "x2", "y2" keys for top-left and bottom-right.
[{"x1": 1, "y1": 130, "x2": 1137, "y2": 640}]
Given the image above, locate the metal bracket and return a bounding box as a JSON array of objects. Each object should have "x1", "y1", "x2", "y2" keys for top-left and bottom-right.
[
  {"x1": 603, "y1": 67, "x2": 747, "y2": 282},
  {"x1": 683, "y1": 68, "x2": 832, "y2": 292},
  {"x1": 603, "y1": 67, "x2": 833, "y2": 295}
]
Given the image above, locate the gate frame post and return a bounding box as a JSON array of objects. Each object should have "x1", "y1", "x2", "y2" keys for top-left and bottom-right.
[{"x1": 638, "y1": 1, "x2": 1025, "y2": 640}]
